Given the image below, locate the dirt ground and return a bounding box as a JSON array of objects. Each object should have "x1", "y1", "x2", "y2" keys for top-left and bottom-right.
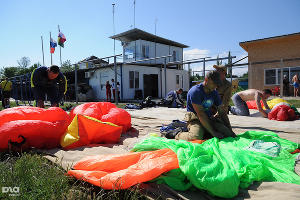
[{"x1": 43, "y1": 107, "x2": 300, "y2": 200}]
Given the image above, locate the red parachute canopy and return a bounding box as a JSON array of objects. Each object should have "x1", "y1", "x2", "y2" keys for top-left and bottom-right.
[
  {"x1": 69, "y1": 102, "x2": 131, "y2": 132},
  {"x1": 0, "y1": 107, "x2": 70, "y2": 151},
  {"x1": 268, "y1": 105, "x2": 297, "y2": 121}
]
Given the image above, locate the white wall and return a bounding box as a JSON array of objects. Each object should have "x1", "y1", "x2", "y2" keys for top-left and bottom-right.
[
  {"x1": 122, "y1": 64, "x2": 188, "y2": 99},
  {"x1": 88, "y1": 64, "x2": 189, "y2": 100},
  {"x1": 89, "y1": 67, "x2": 121, "y2": 100}
]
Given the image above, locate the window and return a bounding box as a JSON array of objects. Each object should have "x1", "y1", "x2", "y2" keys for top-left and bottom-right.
[
  {"x1": 265, "y1": 69, "x2": 276, "y2": 85},
  {"x1": 277, "y1": 68, "x2": 289, "y2": 84},
  {"x1": 173, "y1": 51, "x2": 177, "y2": 62},
  {"x1": 129, "y1": 71, "x2": 134, "y2": 88},
  {"x1": 129, "y1": 71, "x2": 139, "y2": 88},
  {"x1": 176, "y1": 75, "x2": 180, "y2": 85},
  {"x1": 142, "y1": 45, "x2": 149, "y2": 58},
  {"x1": 265, "y1": 67, "x2": 300, "y2": 85},
  {"x1": 135, "y1": 71, "x2": 139, "y2": 88}
]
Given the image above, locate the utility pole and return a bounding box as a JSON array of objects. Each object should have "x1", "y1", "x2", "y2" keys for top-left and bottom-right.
[
  {"x1": 280, "y1": 58, "x2": 284, "y2": 97},
  {"x1": 228, "y1": 51, "x2": 233, "y2": 83},
  {"x1": 74, "y1": 64, "x2": 78, "y2": 104},
  {"x1": 164, "y1": 57, "x2": 167, "y2": 96},
  {"x1": 112, "y1": 3, "x2": 118, "y2": 104},
  {"x1": 203, "y1": 57, "x2": 211, "y2": 78}
]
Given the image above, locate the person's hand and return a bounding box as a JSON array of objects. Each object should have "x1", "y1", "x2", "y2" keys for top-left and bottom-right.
[{"x1": 262, "y1": 111, "x2": 268, "y2": 118}]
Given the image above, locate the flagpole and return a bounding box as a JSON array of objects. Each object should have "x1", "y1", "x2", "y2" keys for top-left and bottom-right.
[
  {"x1": 41, "y1": 36, "x2": 45, "y2": 66},
  {"x1": 50, "y1": 32, "x2": 52, "y2": 65},
  {"x1": 58, "y1": 25, "x2": 62, "y2": 66}
]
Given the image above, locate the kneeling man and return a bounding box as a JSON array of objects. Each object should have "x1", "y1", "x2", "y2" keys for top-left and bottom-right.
[
  {"x1": 229, "y1": 89, "x2": 272, "y2": 117},
  {"x1": 176, "y1": 71, "x2": 236, "y2": 141}
]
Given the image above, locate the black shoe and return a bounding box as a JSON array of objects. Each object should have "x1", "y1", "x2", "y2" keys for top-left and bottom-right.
[{"x1": 228, "y1": 106, "x2": 231, "y2": 114}]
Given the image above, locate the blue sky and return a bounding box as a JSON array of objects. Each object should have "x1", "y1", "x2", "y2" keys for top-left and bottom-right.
[{"x1": 0, "y1": 0, "x2": 299, "y2": 75}]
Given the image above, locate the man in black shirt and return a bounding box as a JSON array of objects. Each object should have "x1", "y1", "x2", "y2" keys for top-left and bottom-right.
[{"x1": 31, "y1": 65, "x2": 66, "y2": 108}]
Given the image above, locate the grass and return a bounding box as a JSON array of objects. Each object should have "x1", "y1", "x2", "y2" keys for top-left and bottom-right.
[
  {"x1": 286, "y1": 100, "x2": 300, "y2": 108},
  {"x1": 0, "y1": 152, "x2": 147, "y2": 200}
]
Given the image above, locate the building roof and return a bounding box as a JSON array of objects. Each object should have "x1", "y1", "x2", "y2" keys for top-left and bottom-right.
[
  {"x1": 78, "y1": 55, "x2": 109, "y2": 65},
  {"x1": 110, "y1": 28, "x2": 189, "y2": 48},
  {"x1": 240, "y1": 32, "x2": 300, "y2": 52}
]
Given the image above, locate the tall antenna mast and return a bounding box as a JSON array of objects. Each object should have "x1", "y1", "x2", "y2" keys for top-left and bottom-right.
[
  {"x1": 133, "y1": 0, "x2": 136, "y2": 28},
  {"x1": 112, "y1": 3, "x2": 116, "y2": 55},
  {"x1": 155, "y1": 18, "x2": 158, "y2": 35}
]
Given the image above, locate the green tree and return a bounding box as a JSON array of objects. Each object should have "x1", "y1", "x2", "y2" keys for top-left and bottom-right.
[
  {"x1": 60, "y1": 60, "x2": 74, "y2": 73},
  {"x1": 0, "y1": 67, "x2": 19, "y2": 78}
]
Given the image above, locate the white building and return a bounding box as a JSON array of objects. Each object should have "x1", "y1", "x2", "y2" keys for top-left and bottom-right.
[{"x1": 82, "y1": 28, "x2": 189, "y2": 100}]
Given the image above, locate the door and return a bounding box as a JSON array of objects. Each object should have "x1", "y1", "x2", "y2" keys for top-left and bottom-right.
[{"x1": 143, "y1": 74, "x2": 158, "y2": 98}]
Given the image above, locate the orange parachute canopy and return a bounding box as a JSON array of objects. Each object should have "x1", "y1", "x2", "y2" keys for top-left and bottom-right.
[
  {"x1": 67, "y1": 148, "x2": 179, "y2": 189},
  {"x1": 0, "y1": 107, "x2": 70, "y2": 151},
  {"x1": 70, "y1": 102, "x2": 131, "y2": 132},
  {"x1": 60, "y1": 114, "x2": 123, "y2": 150}
]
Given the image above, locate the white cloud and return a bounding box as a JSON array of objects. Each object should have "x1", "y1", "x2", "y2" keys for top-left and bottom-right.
[
  {"x1": 183, "y1": 49, "x2": 210, "y2": 60},
  {"x1": 183, "y1": 48, "x2": 248, "y2": 77}
]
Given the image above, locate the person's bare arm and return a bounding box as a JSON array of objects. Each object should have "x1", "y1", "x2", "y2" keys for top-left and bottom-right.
[
  {"x1": 255, "y1": 91, "x2": 268, "y2": 117},
  {"x1": 192, "y1": 103, "x2": 224, "y2": 138},
  {"x1": 262, "y1": 98, "x2": 270, "y2": 110}
]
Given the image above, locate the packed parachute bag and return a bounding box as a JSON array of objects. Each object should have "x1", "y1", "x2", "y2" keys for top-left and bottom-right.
[
  {"x1": 160, "y1": 120, "x2": 188, "y2": 139},
  {"x1": 0, "y1": 106, "x2": 70, "y2": 152},
  {"x1": 140, "y1": 96, "x2": 156, "y2": 108},
  {"x1": 61, "y1": 102, "x2": 132, "y2": 149}
]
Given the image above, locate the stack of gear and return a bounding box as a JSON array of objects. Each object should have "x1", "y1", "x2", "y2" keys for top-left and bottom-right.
[
  {"x1": 139, "y1": 96, "x2": 156, "y2": 108},
  {"x1": 0, "y1": 102, "x2": 132, "y2": 151},
  {"x1": 160, "y1": 120, "x2": 188, "y2": 139}
]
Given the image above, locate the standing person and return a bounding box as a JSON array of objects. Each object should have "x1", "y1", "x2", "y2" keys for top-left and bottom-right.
[
  {"x1": 106, "y1": 81, "x2": 111, "y2": 102},
  {"x1": 111, "y1": 79, "x2": 115, "y2": 102},
  {"x1": 0, "y1": 77, "x2": 13, "y2": 108},
  {"x1": 292, "y1": 74, "x2": 299, "y2": 97},
  {"x1": 213, "y1": 65, "x2": 233, "y2": 132},
  {"x1": 31, "y1": 65, "x2": 66, "y2": 108},
  {"x1": 117, "y1": 82, "x2": 121, "y2": 102},
  {"x1": 229, "y1": 89, "x2": 272, "y2": 118},
  {"x1": 175, "y1": 71, "x2": 236, "y2": 141},
  {"x1": 164, "y1": 88, "x2": 184, "y2": 108},
  {"x1": 283, "y1": 75, "x2": 290, "y2": 96}
]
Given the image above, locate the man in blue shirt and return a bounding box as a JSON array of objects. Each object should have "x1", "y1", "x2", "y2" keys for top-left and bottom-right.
[
  {"x1": 164, "y1": 88, "x2": 184, "y2": 108},
  {"x1": 176, "y1": 71, "x2": 236, "y2": 140},
  {"x1": 31, "y1": 65, "x2": 66, "y2": 108}
]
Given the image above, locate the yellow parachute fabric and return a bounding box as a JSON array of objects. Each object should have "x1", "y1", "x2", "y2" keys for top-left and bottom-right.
[
  {"x1": 265, "y1": 98, "x2": 289, "y2": 109},
  {"x1": 61, "y1": 114, "x2": 122, "y2": 149}
]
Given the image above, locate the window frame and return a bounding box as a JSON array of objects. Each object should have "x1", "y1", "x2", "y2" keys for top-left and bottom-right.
[
  {"x1": 129, "y1": 70, "x2": 139, "y2": 89},
  {"x1": 264, "y1": 66, "x2": 299, "y2": 86}
]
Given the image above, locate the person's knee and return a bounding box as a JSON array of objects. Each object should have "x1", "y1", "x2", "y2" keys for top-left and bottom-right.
[
  {"x1": 176, "y1": 121, "x2": 204, "y2": 141},
  {"x1": 240, "y1": 110, "x2": 250, "y2": 116}
]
